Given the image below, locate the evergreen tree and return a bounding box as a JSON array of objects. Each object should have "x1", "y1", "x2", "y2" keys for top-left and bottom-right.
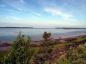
[{"x1": 34, "y1": 32, "x2": 53, "y2": 64}]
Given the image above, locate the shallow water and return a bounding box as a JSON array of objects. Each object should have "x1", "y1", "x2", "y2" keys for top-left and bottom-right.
[{"x1": 0, "y1": 28, "x2": 86, "y2": 41}]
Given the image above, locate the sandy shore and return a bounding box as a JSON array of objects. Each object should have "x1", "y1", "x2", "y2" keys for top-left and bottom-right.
[{"x1": 0, "y1": 34, "x2": 86, "y2": 51}]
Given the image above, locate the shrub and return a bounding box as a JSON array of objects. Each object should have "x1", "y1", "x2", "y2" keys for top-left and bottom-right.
[{"x1": 1, "y1": 33, "x2": 36, "y2": 64}]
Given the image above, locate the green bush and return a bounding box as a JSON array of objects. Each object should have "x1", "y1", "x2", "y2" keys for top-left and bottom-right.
[{"x1": 0, "y1": 33, "x2": 36, "y2": 64}]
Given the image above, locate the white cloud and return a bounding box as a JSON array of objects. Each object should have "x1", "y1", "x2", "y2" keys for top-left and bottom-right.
[
  {"x1": 4, "y1": 15, "x2": 21, "y2": 22},
  {"x1": 44, "y1": 7, "x2": 74, "y2": 20},
  {"x1": 2, "y1": 0, "x2": 26, "y2": 11},
  {"x1": 62, "y1": 13, "x2": 73, "y2": 20},
  {"x1": 44, "y1": 7, "x2": 62, "y2": 16}
]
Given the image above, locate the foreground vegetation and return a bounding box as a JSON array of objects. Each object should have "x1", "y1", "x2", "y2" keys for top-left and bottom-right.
[{"x1": 0, "y1": 32, "x2": 86, "y2": 64}]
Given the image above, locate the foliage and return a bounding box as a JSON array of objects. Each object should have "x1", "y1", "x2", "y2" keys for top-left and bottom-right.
[
  {"x1": 0, "y1": 33, "x2": 36, "y2": 64},
  {"x1": 57, "y1": 43, "x2": 86, "y2": 64},
  {"x1": 57, "y1": 55, "x2": 67, "y2": 64},
  {"x1": 0, "y1": 32, "x2": 86, "y2": 64},
  {"x1": 33, "y1": 32, "x2": 53, "y2": 64}
]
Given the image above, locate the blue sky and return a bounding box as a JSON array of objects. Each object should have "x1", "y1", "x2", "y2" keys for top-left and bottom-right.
[{"x1": 0, "y1": 0, "x2": 86, "y2": 28}]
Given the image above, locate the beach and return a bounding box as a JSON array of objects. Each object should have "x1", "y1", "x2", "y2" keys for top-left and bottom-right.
[{"x1": 0, "y1": 33, "x2": 86, "y2": 51}]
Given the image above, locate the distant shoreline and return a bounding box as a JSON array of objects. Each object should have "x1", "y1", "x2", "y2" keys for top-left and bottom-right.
[
  {"x1": 0, "y1": 27, "x2": 33, "y2": 29},
  {"x1": 0, "y1": 34, "x2": 86, "y2": 51},
  {"x1": 0, "y1": 27, "x2": 86, "y2": 29}
]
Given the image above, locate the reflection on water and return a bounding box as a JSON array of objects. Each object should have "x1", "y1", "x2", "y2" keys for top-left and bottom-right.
[{"x1": 0, "y1": 28, "x2": 86, "y2": 41}]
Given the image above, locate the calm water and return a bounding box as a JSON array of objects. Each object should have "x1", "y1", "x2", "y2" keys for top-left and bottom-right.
[{"x1": 0, "y1": 28, "x2": 86, "y2": 41}]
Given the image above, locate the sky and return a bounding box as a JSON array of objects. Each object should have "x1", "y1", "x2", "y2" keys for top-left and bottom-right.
[{"x1": 0, "y1": 0, "x2": 86, "y2": 28}]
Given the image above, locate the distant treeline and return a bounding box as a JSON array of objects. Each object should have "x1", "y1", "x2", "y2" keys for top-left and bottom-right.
[
  {"x1": 56, "y1": 27, "x2": 86, "y2": 29},
  {"x1": 0, "y1": 27, "x2": 86, "y2": 29},
  {"x1": 0, "y1": 27, "x2": 33, "y2": 28}
]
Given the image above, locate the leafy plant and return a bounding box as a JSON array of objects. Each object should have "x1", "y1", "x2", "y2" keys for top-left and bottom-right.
[{"x1": 0, "y1": 33, "x2": 36, "y2": 64}]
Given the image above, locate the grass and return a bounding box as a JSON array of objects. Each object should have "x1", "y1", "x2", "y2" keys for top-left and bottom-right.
[{"x1": 0, "y1": 33, "x2": 86, "y2": 64}]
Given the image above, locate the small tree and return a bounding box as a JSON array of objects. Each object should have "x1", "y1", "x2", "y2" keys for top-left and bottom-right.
[
  {"x1": 42, "y1": 32, "x2": 52, "y2": 53},
  {"x1": 34, "y1": 32, "x2": 53, "y2": 64}
]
